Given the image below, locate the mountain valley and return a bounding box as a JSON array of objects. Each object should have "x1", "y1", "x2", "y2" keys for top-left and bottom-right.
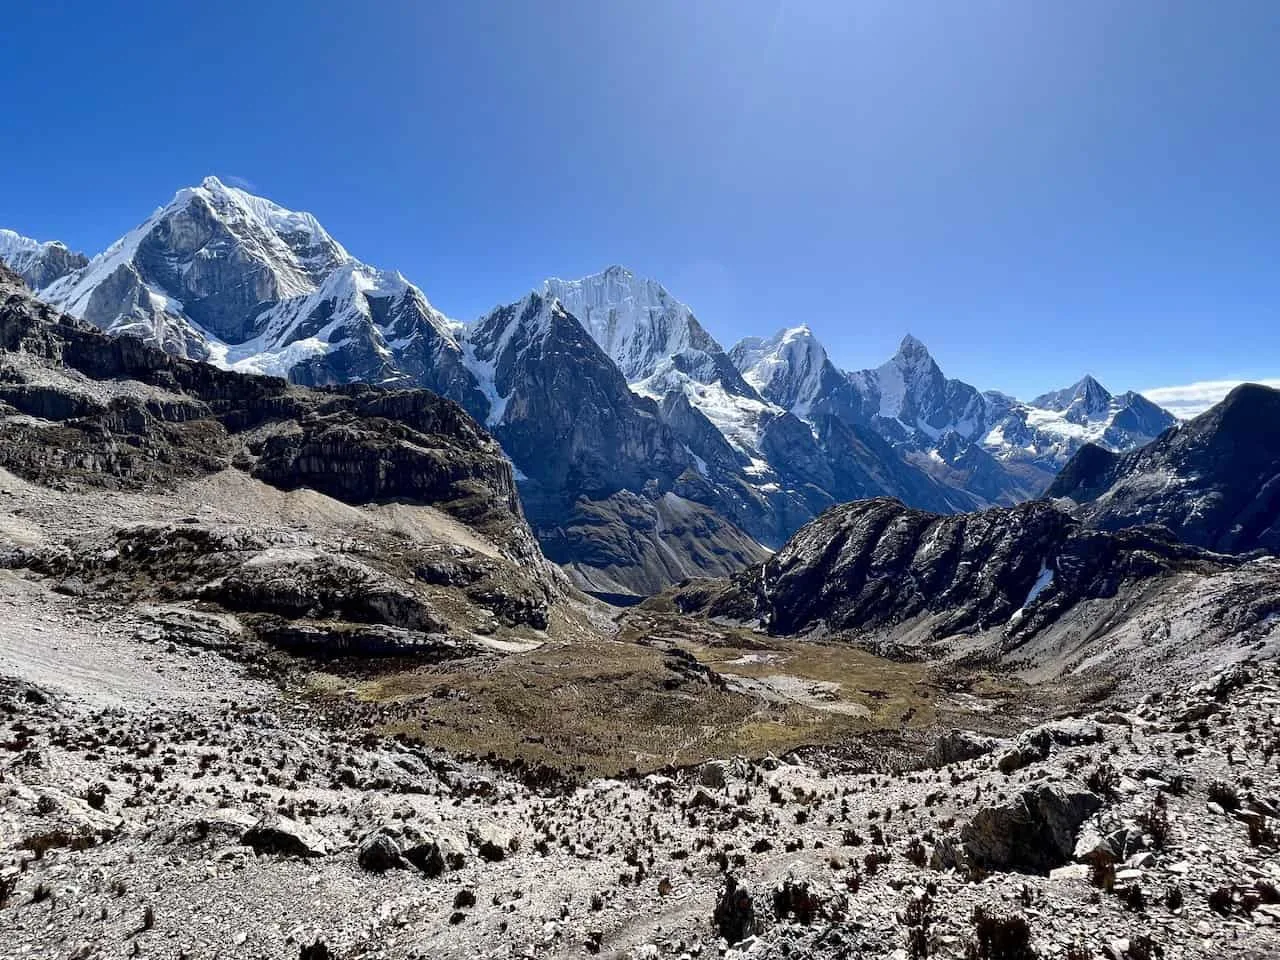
[{"x1": 1, "y1": 190, "x2": 1278, "y2": 960}]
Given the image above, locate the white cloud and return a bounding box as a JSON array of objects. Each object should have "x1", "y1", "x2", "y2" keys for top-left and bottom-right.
[{"x1": 1141, "y1": 378, "x2": 1280, "y2": 420}]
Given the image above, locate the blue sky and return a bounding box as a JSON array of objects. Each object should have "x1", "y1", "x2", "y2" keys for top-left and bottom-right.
[{"x1": 2, "y1": 0, "x2": 1277, "y2": 401}]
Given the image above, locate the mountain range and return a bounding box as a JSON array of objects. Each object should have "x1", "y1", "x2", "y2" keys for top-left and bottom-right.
[{"x1": 2, "y1": 177, "x2": 1178, "y2": 593}]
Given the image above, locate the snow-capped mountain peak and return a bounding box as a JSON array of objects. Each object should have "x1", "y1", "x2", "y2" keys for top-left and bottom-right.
[
  {"x1": 8, "y1": 178, "x2": 484, "y2": 416},
  {"x1": 464, "y1": 293, "x2": 574, "y2": 426},
  {"x1": 542, "y1": 266, "x2": 719, "y2": 384},
  {"x1": 895, "y1": 333, "x2": 932, "y2": 360},
  {"x1": 38, "y1": 176, "x2": 354, "y2": 340},
  {"x1": 0, "y1": 229, "x2": 89, "y2": 291},
  {"x1": 1031, "y1": 375, "x2": 1112, "y2": 417},
  {"x1": 869, "y1": 333, "x2": 949, "y2": 422},
  {"x1": 541, "y1": 265, "x2": 768, "y2": 432},
  {"x1": 195, "y1": 175, "x2": 351, "y2": 277},
  {"x1": 731, "y1": 325, "x2": 831, "y2": 418},
  {"x1": 885, "y1": 333, "x2": 943, "y2": 381},
  {"x1": 0, "y1": 228, "x2": 58, "y2": 261}
]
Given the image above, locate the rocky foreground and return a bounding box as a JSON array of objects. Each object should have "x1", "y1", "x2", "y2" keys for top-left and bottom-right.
[{"x1": 1, "y1": 567, "x2": 1278, "y2": 960}]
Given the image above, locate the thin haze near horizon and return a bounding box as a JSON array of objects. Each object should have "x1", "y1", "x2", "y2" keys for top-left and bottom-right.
[{"x1": 1, "y1": 1, "x2": 1277, "y2": 410}]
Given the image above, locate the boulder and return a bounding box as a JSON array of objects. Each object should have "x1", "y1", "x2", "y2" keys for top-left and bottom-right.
[
  {"x1": 357, "y1": 833, "x2": 404, "y2": 873},
  {"x1": 998, "y1": 719, "x2": 1103, "y2": 774},
  {"x1": 1073, "y1": 814, "x2": 1146, "y2": 865},
  {"x1": 242, "y1": 814, "x2": 328, "y2": 858},
  {"x1": 1197, "y1": 661, "x2": 1256, "y2": 702},
  {"x1": 926, "y1": 730, "x2": 1007, "y2": 768},
  {"x1": 699, "y1": 760, "x2": 728, "y2": 789},
  {"x1": 403, "y1": 832, "x2": 466, "y2": 876},
  {"x1": 467, "y1": 823, "x2": 515, "y2": 863},
  {"x1": 928, "y1": 834, "x2": 967, "y2": 871},
  {"x1": 688, "y1": 787, "x2": 720, "y2": 809},
  {"x1": 164, "y1": 808, "x2": 258, "y2": 847},
  {"x1": 962, "y1": 780, "x2": 1102, "y2": 873}
]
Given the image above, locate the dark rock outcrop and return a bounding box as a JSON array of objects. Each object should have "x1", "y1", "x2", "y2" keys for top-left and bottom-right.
[
  {"x1": 997, "y1": 720, "x2": 1104, "y2": 774},
  {"x1": 0, "y1": 266, "x2": 561, "y2": 653},
  {"x1": 242, "y1": 814, "x2": 328, "y2": 858},
  {"x1": 0, "y1": 267, "x2": 530, "y2": 556},
  {"x1": 0, "y1": 235, "x2": 88, "y2": 291},
  {"x1": 961, "y1": 781, "x2": 1102, "y2": 874},
  {"x1": 673, "y1": 496, "x2": 1233, "y2": 642},
  {"x1": 713, "y1": 875, "x2": 756, "y2": 944},
  {"x1": 1047, "y1": 383, "x2": 1280, "y2": 555}
]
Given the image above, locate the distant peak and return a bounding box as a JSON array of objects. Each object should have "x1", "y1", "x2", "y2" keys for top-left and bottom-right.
[
  {"x1": 1031, "y1": 374, "x2": 1115, "y2": 414},
  {"x1": 892, "y1": 334, "x2": 937, "y2": 368},
  {"x1": 200, "y1": 174, "x2": 225, "y2": 190},
  {"x1": 897, "y1": 333, "x2": 930, "y2": 356},
  {"x1": 1071, "y1": 375, "x2": 1113, "y2": 407}
]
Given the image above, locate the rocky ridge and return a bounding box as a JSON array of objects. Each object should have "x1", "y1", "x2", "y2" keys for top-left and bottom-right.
[
  {"x1": 0, "y1": 263, "x2": 571, "y2": 656},
  {"x1": 734, "y1": 328, "x2": 1177, "y2": 508},
  {"x1": 669, "y1": 496, "x2": 1280, "y2": 681},
  {"x1": 1047, "y1": 383, "x2": 1280, "y2": 555}
]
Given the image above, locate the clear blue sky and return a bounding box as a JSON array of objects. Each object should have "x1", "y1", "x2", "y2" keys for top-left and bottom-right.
[{"x1": 2, "y1": 0, "x2": 1278, "y2": 399}]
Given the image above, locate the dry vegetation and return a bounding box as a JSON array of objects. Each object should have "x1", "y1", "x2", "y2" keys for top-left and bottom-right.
[{"x1": 301, "y1": 610, "x2": 954, "y2": 778}]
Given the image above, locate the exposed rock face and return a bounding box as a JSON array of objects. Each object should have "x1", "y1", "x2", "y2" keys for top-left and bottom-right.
[
  {"x1": 673, "y1": 496, "x2": 1242, "y2": 647},
  {"x1": 247, "y1": 387, "x2": 524, "y2": 538},
  {"x1": 745, "y1": 498, "x2": 1070, "y2": 636},
  {"x1": 813, "y1": 414, "x2": 979, "y2": 513},
  {"x1": 462, "y1": 292, "x2": 772, "y2": 592},
  {"x1": 996, "y1": 720, "x2": 1104, "y2": 774},
  {"x1": 961, "y1": 781, "x2": 1102, "y2": 873},
  {"x1": 242, "y1": 814, "x2": 329, "y2": 858},
  {"x1": 926, "y1": 730, "x2": 1008, "y2": 768},
  {"x1": 463, "y1": 274, "x2": 1040, "y2": 593},
  {"x1": 731, "y1": 325, "x2": 866, "y2": 425},
  {"x1": 467, "y1": 293, "x2": 691, "y2": 499},
  {"x1": 734, "y1": 330, "x2": 1177, "y2": 507},
  {"x1": 0, "y1": 265, "x2": 562, "y2": 653},
  {"x1": 25, "y1": 178, "x2": 483, "y2": 414},
  {"x1": 0, "y1": 230, "x2": 89, "y2": 291},
  {"x1": 0, "y1": 265, "x2": 528, "y2": 553},
  {"x1": 713, "y1": 876, "x2": 756, "y2": 944},
  {"x1": 544, "y1": 266, "x2": 752, "y2": 393},
  {"x1": 535, "y1": 490, "x2": 767, "y2": 597},
  {"x1": 356, "y1": 833, "x2": 405, "y2": 873},
  {"x1": 1047, "y1": 383, "x2": 1280, "y2": 555}
]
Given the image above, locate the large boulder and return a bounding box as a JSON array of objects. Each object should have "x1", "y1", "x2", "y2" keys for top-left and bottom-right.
[
  {"x1": 1073, "y1": 816, "x2": 1145, "y2": 865},
  {"x1": 357, "y1": 832, "x2": 404, "y2": 873},
  {"x1": 698, "y1": 760, "x2": 729, "y2": 789},
  {"x1": 242, "y1": 813, "x2": 328, "y2": 858},
  {"x1": 926, "y1": 730, "x2": 1008, "y2": 768},
  {"x1": 961, "y1": 780, "x2": 1102, "y2": 873},
  {"x1": 997, "y1": 719, "x2": 1103, "y2": 774},
  {"x1": 162, "y1": 808, "x2": 258, "y2": 847},
  {"x1": 403, "y1": 833, "x2": 467, "y2": 877},
  {"x1": 467, "y1": 823, "x2": 516, "y2": 863}
]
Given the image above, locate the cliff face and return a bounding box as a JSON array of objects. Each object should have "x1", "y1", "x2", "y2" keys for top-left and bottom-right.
[
  {"x1": 674, "y1": 496, "x2": 1244, "y2": 651},
  {"x1": 1047, "y1": 383, "x2": 1280, "y2": 555},
  {"x1": 0, "y1": 264, "x2": 533, "y2": 558}
]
